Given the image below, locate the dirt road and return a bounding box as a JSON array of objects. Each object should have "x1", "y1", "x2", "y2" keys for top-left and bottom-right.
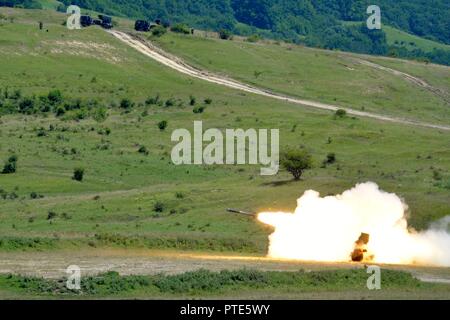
[
  {"x1": 1, "y1": 249, "x2": 449, "y2": 284},
  {"x1": 108, "y1": 30, "x2": 450, "y2": 132}
]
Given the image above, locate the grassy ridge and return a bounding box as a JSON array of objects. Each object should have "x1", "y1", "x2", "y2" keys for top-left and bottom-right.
[
  {"x1": 152, "y1": 32, "x2": 450, "y2": 125},
  {"x1": 0, "y1": 9, "x2": 449, "y2": 253}
]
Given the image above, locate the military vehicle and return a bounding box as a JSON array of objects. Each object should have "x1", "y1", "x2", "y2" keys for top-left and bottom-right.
[
  {"x1": 80, "y1": 15, "x2": 93, "y2": 27},
  {"x1": 98, "y1": 15, "x2": 113, "y2": 29},
  {"x1": 78, "y1": 14, "x2": 112, "y2": 29},
  {"x1": 135, "y1": 20, "x2": 151, "y2": 32}
]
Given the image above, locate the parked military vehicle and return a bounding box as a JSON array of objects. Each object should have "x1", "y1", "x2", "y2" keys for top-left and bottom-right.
[
  {"x1": 135, "y1": 20, "x2": 151, "y2": 32},
  {"x1": 78, "y1": 14, "x2": 113, "y2": 29},
  {"x1": 98, "y1": 15, "x2": 113, "y2": 29},
  {"x1": 80, "y1": 15, "x2": 93, "y2": 27}
]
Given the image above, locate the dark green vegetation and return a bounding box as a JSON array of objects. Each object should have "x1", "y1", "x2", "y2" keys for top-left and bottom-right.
[
  {"x1": 29, "y1": 0, "x2": 449, "y2": 65},
  {"x1": 281, "y1": 150, "x2": 313, "y2": 181},
  {"x1": 0, "y1": 0, "x2": 42, "y2": 9},
  {"x1": 0, "y1": 8, "x2": 449, "y2": 256},
  {"x1": 0, "y1": 268, "x2": 448, "y2": 299}
]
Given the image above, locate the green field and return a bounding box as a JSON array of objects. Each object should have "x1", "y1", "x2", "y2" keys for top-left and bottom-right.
[
  {"x1": 152, "y1": 32, "x2": 450, "y2": 125},
  {"x1": 0, "y1": 8, "x2": 449, "y2": 299}
]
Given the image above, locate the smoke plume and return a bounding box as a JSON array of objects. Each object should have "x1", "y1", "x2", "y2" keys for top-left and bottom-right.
[{"x1": 258, "y1": 182, "x2": 450, "y2": 266}]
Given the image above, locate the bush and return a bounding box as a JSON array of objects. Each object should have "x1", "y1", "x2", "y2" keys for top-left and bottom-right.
[
  {"x1": 324, "y1": 153, "x2": 336, "y2": 165},
  {"x1": 433, "y1": 170, "x2": 443, "y2": 181},
  {"x1": 189, "y1": 95, "x2": 196, "y2": 106},
  {"x1": 47, "y1": 90, "x2": 62, "y2": 105},
  {"x1": 281, "y1": 150, "x2": 313, "y2": 180},
  {"x1": 2, "y1": 155, "x2": 17, "y2": 174},
  {"x1": 204, "y1": 98, "x2": 212, "y2": 105},
  {"x1": 18, "y1": 98, "x2": 35, "y2": 114},
  {"x1": 120, "y1": 98, "x2": 134, "y2": 110},
  {"x1": 158, "y1": 120, "x2": 168, "y2": 131},
  {"x1": 73, "y1": 168, "x2": 84, "y2": 182},
  {"x1": 153, "y1": 201, "x2": 165, "y2": 213},
  {"x1": 246, "y1": 34, "x2": 261, "y2": 43},
  {"x1": 175, "y1": 192, "x2": 184, "y2": 199},
  {"x1": 146, "y1": 94, "x2": 160, "y2": 105},
  {"x1": 47, "y1": 211, "x2": 58, "y2": 220},
  {"x1": 335, "y1": 109, "x2": 347, "y2": 118},
  {"x1": 138, "y1": 146, "x2": 149, "y2": 155},
  {"x1": 219, "y1": 29, "x2": 232, "y2": 40},
  {"x1": 151, "y1": 25, "x2": 167, "y2": 37},
  {"x1": 171, "y1": 23, "x2": 190, "y2": 34},
  {"x1": 193, "y1": 106, "x2": 205, "y2": 114},
  {"x1": 165, "y1": 98, "x2": 175, "y2": 107}
]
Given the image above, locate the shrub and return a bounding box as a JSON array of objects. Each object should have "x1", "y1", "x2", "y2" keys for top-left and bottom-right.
[
  {"x1": 433, "y1": 170, "x2": 442, "y2": 181},
  {"x1": 47, "y1": 90, "x2": 62, "y2": 105},
  {"x1": 204, "y1": 98, "x2": 212, "y2": 105},
  {"x1": 219, "y1": 29, "x2": 232, "y2": 40},
  {"x1": 73, "y1": 168, "x2": 84, "y2": 182},
  {"x1": 146, "y1": 94, "x2": 160, "y2": 105},
  {"x1": 36, "y1": 128, "x2": 47, "y2": 137},
  {"x1": 175, "y1": 192, "x2": 184, "y2": 199},
  {"x1": 171, "y1": 23, "x2": 190, "y2": 34},
  {"x1": 151, "y1": 25, "x2": 167, "y2": 37},
  {"x1": 158, "y1": 120, "x2": 168, "y2": 131},
  {"x1": 246, "y1": 34, "x2": 261, "y2": 43},
  {"x1": 193, "y1": 106, "x2": 205, "y2": 114},
  {"x1": 165, "y1": 98, "x2": 175, "y2": 107},
  {"x1": 138, "y1": 146, "x2": 149, "y2": 155},
  {"x1": 281, "y1": 150, "x2": 313, "y2": 180},
  {"x1": 324, "y1": 153, "x2": 336, "y2": 165},
  {"x1": 18, "y1": 98, "x2": 35, "y2": 114},
  {"x1": 335, "y1": 109, "x2": 347, "y2": 118},
  {"x1": 119, "y1": 98, "x2": 134, "y2": 110},
  {"x1": 93, "y1": 107, "x2": 108, "y2": 122},
  {"x1": 47, "y1": 211, "x2": 58, "y2": 220},
  {"x1": 189, "y1": 95, "x2": 196, "y2": 106},
  {"x1": 30, "y1": 192, "x2": 43, "y2": 199},
  {"x1": 55, "y1": 106, "x2": 65, "y2": 117},
  {"x1": 153, "y1": 201, "x2": 165, "y2": 213},
  {"x1": 2, "y1": 155, "x2": 17, "y2": 174}
]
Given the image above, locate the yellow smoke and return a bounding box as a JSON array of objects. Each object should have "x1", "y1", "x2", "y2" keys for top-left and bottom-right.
[{"x1": 257, "y1": 182, "x2": 450, "y2": 266}]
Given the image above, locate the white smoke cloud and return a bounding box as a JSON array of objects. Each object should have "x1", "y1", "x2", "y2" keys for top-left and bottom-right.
[{"x1": 258, "y1": 182, "x2": 450, "y2": 266}]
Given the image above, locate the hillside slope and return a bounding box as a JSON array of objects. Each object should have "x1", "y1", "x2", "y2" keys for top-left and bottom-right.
[
  {"x1": 151, "y1": 32, "x2": 450, "y2": 125},
  {"x1": 0, "y1": 8, "x2": 449, "y2": 254}
]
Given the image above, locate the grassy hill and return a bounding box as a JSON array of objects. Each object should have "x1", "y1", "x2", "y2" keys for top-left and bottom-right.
[
  {"x1": 0, "y1": 8, "x2": 449, "y2": 253},
  {"x1": 152, "y1": 32, "x2": 450, "y2": 125},
  {"x1": 0, "y1": 7, "x2": 449, "y2": 299}
]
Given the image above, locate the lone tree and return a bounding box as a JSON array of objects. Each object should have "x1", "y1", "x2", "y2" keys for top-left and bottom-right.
[
  {"x1": 73, "y1": 168, "x2": 84, "y2": 182},
  {"x1": 158, "y1": 120, "x2": 168, "y2": 131},
  {"x1": 281, "y1": 150, "x2": 313, "y2": 180}
]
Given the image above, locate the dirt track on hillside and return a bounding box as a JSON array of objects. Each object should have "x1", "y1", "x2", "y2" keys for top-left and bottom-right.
[
  {"x1": 108, "y1": 30, "x2": 450, "y2": 132},
  {"x1": 0, "y1": 250, "x2": 449, "y2": 285},
  {"x1": 349, "y1": 57, "x2": 450, "y2": 104}
]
